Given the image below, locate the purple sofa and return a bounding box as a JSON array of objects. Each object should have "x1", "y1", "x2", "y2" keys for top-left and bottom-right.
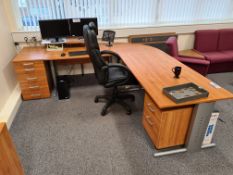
[
  {"x1": 194, "y1": 29, "x2": 233, "y2": 73},
  {"x1": 166, "y1": 37, "x2": 210, "y2": 76}
]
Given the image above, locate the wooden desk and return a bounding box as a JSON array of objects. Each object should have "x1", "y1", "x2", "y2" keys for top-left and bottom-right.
[
  {"x1": 0, "y1": 123, "x2": 24, "y2": 175},
  {"x1": 13, "y1": 46, "x2": 89, "y2": 63},
  {"x1": 100, "y1": 44, "x2": 232, "y2": 108},
  {"x1": 13, "y1": 46, "x2": 110, "y2": 100},
  {"x1": 100, "y1": 43, "x2": 233, "y2": 152},
  {"x1": 13, "y1": 43, "x2": 233, "y2": 153},
  {"x1": 179, "y1": 49, "x2": 205, "y2": 59},
  {"x1": 13, "y1": 47, "x2": 85, "y2": 100}
]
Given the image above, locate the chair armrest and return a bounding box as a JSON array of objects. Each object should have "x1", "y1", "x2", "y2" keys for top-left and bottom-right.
[
  {"x1": 178, "y1": 56, "x2": 210, "y2": 65},
  {"x1": 100, "y1": 50, "x2": 121, "y2": 63}
]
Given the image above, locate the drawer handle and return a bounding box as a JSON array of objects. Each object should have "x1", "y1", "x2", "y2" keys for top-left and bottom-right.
[
  {"x1": 147, "y1": 103, "x2": 155, "y2": 112},
  {"x1": 29, "y1": 86, "x2": 40, "y2": 89},
  {"x1": 23, "y1": 63, "x2": 34, "y2": 66},
  {"x1": 31, "y1": 94, "x2": 41, "y2": 97},
  {"x1": 27, "y1": 77, "x2": 38, "y2": 81},
  {"x1": 145, "y1": 115, "x2": 155, "y2": 126},
  {"x1": 24, "y1": 68, "x2": 35, "y2": 72}
]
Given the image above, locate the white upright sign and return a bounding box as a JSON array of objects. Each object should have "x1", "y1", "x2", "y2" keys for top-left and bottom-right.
[{"x1": 202, "y1": 112, "x2": 220, "y2": 145}]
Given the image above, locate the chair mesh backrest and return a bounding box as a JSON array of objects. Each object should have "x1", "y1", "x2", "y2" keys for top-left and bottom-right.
[{"x1": 83, "y1": 24, "x2": 107, "y2": 84}]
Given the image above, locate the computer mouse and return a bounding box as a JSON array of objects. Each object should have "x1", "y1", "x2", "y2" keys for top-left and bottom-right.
[{"x1": 61, "y1": 53, "x2": 66, "y2": 57}]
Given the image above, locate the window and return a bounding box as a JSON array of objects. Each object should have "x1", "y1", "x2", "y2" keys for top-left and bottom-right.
[
  {"x1": 13, "y1": 0, "x2": 233, "y2": 31},
  {"x1": 158, "y1": 0, "x2": 233, "y2": 24}
]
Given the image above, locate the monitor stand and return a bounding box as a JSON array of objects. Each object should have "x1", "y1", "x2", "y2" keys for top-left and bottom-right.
[
  {"x1": 55, "y1": 37, "x2": 59, "y2": 42},
  {"x1": 107, "y1": 39, "x2": 113, "y2": 47},
  {"x1": 64, "y1": 36, "x2": 85, "y2": 47},
  {"x1": 50, "y1": 38, "x2": 65, "y2": 43}
]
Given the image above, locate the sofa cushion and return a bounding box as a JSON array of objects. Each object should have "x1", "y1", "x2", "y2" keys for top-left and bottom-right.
[
  {"x1": 218, "y1": 29, "x2": 233, "y2": 51},
  {"x1": 202, "y1": 52, "x2": 233, "y2": 63},
  {"x1": 221, "y1": 50, "x2": 233, "y2": 58},
  {"x1": 194, "y1": 30, "x2": 219, "y2": 52}
]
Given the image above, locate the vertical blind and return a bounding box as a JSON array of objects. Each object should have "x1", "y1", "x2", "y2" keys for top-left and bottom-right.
[
  {"x1": 158, "y1": 0, "x2": 233, "y2": 23},
  {"x1": 14, "y1": 0, "x2": 233, "y2": 31}
]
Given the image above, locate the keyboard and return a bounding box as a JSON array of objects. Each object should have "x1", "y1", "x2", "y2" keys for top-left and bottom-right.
[{"x1": 68, "y1": 50, "x2": 88, "y2": 56}]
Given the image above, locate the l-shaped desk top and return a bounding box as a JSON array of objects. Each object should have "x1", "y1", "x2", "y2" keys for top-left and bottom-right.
[{"x1": 13, "y1": 43, "x2": 233, "y2": 109}]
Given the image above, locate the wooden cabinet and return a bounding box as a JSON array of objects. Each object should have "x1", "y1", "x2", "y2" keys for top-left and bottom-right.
[
  {"x1": 142, "y1": 93, "x2": 193, "y2": 149},
  {"x1": 14, "y1": 61, "x2": 51, "y2": 100}
]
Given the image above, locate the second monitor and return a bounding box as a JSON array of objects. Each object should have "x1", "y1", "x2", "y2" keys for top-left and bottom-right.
[
  {"x1": 39, "y1": 19, "x2": 70, "y2": 42},
  {"x1": 70, "y1": 18, "x2": 98, "y2": 37}
]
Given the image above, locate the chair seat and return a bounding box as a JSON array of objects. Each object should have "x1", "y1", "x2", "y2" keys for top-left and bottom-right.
[
  {"x1": 108, "y1": 67, "x2": 128, "y2": 82},
  {"x1": 202, "y1": 52, "x2": 233, "y2": 63}
]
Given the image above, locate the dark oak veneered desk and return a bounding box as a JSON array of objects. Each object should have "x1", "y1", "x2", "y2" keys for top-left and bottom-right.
[{"x1": 13, "y1": 43, "x2": 233, "y2": 156}]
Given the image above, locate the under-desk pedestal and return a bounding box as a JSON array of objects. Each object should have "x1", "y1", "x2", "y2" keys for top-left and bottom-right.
[{"x1": 153, "y1": 102, "x2": 216, "y2": 157}]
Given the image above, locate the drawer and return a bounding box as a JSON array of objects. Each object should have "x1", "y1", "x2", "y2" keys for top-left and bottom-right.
[
  {"x1": 16, "y1": 70, "x2": 47, "y2": 80},
  {"x1": 142, "y1": 107, "x2": 160, "y2": 145},
  {"x1": 144, "y1": 93, "x2": 162, "y2": 119},
  {"x1": 20, "y1": 82, "x2": 49, "y2": 91},
  {"x1": 17, "y1": 74, "x2": 47, "y2": 84},
  {"x1": 14, "y1": 61, "x2": 44, "y2": 69},
  {"x1": 14, "y1": 61, "x2": 46, "y2": 75},
  {"x1": 143, "y1": 94, "x2": 162, "y2": 148},
  {"x1": 21, "y1": 86, "x2": 50, "y2": 100},
  {"x1": 18, "y1": 75, "x2": 48, "y2": 86},
  {"x1": 144, "y1": 106, "x2": 160, "y2": 134}
]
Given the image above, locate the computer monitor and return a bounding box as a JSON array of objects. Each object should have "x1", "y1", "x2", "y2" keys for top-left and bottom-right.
[
  {"x1": 70, "y1": 18, "x2": 98, "y2": 37},
  {"x1": 39, "y1": 19, "x2": 70, "y2": 42}
]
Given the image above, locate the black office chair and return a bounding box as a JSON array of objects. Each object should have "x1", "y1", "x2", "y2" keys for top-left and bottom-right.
[{"x1": 83, "y1": 23, "x2": 135, "y2": 116}]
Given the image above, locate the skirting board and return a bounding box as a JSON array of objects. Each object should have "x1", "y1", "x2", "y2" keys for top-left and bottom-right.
[{"x1": 0, "y1": 84, "x2": 22, "y2": 128}]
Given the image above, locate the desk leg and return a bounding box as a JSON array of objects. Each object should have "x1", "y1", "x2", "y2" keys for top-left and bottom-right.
[
  {"x1": 185, "y1": 102, "x2": 215, "y2": 152},
  {"x1": 81, "y1": 64, "x2": 84, "y2": 76},
  {"x1": 50, "y1": 60, "x2": 57, "y2": 96},
  {"x1": 153, "y1": 102, "x2": 216, "y2": 157},
  {"x1": 153, "y1": 148, "x2": 187, "y2": 157},
  {"x1": 201, "y1": 143, "x2": 216, "y2": 149}
]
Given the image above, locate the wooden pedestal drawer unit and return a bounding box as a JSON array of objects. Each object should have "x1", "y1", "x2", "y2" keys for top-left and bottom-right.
[
  {"x1": 14, "y1": 61, "x2": 51, "y2": 100},
  {"x1": 142, "y1": 93, "x2": 193, "y2": 149}
]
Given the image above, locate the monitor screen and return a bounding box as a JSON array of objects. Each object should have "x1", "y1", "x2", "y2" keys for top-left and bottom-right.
[
  {"x1": 39, "y1": 19, "x2": 70, "y2": 39},
  {"x1": 70, "y1": 18, "x2": 98, "y2": 37}
]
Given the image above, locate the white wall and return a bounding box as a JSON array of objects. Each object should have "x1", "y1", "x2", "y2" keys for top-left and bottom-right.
[{"x1": 0, "y1": 0, "x2": 22, "y2": 128}]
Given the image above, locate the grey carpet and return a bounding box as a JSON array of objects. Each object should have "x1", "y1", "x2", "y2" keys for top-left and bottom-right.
[{"x1": 10, "y1": 73, "x2": 233, "y2": 175}]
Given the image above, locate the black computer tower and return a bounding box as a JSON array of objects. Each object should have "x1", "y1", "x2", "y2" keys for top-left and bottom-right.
[{"x1": 56, "y1": 76, "x2": 70, "y2": 100}]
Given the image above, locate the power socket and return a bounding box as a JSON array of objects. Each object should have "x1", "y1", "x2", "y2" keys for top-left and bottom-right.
[
  {"x1": 24, "y1": 37, "x2": 29, "y2": 43},
  {"x1": 31, "y1": 36, "x2": 37, "y2": 42}
]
